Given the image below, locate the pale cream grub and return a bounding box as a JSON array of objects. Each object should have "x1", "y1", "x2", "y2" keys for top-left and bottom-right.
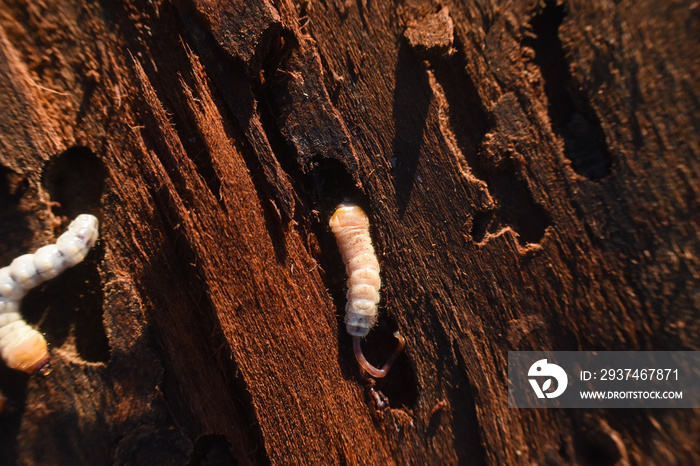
[
  {"x1": 0, "y1": 214, "x2": 98, "y2": 374},
  {"x1": 329, "y1": 203, "x2": 404, "y2": 378}
]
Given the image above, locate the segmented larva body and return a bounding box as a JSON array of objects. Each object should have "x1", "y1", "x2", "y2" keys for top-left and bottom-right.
[
  {"x1": 329, "y1": 203, "x2": 404, "y2": 379},
  {"x1": 0, "y1": 214, "x2": 99, "y2": 374},
  {"x1": 329, "y1": 204, "x2": 380, "y2": 337}
]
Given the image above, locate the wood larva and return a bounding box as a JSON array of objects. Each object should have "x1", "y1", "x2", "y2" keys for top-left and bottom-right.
[
  {"x1": 0, "y1": 214, "x2": 99, "y2": 374},
  {"x1": 329, "y1": 203, "x2": 404, "y2": 378}
]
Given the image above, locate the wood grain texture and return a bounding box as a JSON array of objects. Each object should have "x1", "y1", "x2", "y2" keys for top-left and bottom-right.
[{"x1": 0, "y1": 0, "x2": 697, "y2": 464}]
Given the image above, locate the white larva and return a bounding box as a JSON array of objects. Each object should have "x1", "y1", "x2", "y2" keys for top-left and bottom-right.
[
  {"x1": 0, "y1": 214, "x2": 99, "y2": 374},
  {"x1": 329, "y1": 203, "x2": 404, "y2": 378}
]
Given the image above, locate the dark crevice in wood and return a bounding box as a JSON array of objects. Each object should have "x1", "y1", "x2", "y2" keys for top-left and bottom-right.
[
  {"x1": 0, "y1": 409, "x2": 22, "y2": 466},
  {"x1": 432, "y1": 32, "x2": 490, "y2": 160},
  {"x1": 307, "y1": 158, "x2": 361, "y2": 284},
  {"x1": 572, "y1": 416, "x2": 626, "y2": 466},
  {"x1": 172, "y1": 93, "x2": 228, "y2": 216},
  {"x1": 76, "y1": 72, "x2": 100, "y2": 125},
  {"x1": 345, "y1": 50, "x2": 360, "y2": 86},
  {"x1": 449, "y1": 337, "x2": 488, "y2": 466},
  {"x1": 474, "y1": 168, "x2": 550, "y2": 245},
  {"x1": 310, "y1": 159, "x2": 362, "y2": 213},
  {"x1": 0, "y1": 362, "x2": 27, "y2": 466},
  {"x1": 112, "y1": 424, "x2": 193, "y2": 465},
  {"x1": 350, "y1": 316, "x2": 416, "y2": 408},
  {"x1": 526, "y1": 0, "x2": 612, "y2": 180},
  {"x1": 253, "y1": 38, "x2": 306, "y2": 172},
  {"x1": 42, "y1": 146, "x2": 106, "y2": 219},
  {"x1": 318, "y1": 53, "x2": 343, "y2": 105},
  {"x1": 0, "y1": 166, "x2": 31, "y2": 262},
  {"x1": 71, "y1": 247, "x2": 109, "y2": 363},
  {"x1": 187, "y1": 433, "x2": 238, "y2": 466},
  {"x1": 470, "y1": 209, "x2": 494, "y2": 244},
  {"x1": 392, "y1": 42, "x2": 433, "y2": 216}
]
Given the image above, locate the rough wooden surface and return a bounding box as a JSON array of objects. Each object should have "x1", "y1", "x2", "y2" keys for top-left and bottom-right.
[{"x1": 0, "y1": 0, "x2": 698, "y2": 464}]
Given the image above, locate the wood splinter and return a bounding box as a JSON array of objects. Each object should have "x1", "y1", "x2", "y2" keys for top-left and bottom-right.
[{"x1": 329, "y1": 203, "x2": 405, "y2": 378}]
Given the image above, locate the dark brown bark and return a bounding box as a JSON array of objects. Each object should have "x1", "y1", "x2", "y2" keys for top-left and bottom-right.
[{"x1": 0, "y1": 0, "x2": 697, "y2": 464}]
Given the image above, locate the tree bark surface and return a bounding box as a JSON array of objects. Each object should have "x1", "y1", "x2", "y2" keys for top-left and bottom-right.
[{"x1": 0, "y1": 0, "x2": 697, "y2": 464}]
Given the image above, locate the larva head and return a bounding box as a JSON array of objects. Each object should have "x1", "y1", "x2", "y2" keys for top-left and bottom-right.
[
  {"x1": 329, "y1": 204, "x2": 369, "y2": 231},
  {"x1": 2, "y1": 330, "x2": 49, "y2": 374}
]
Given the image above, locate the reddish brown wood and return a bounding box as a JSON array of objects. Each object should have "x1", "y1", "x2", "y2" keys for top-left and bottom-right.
[{"x1": 0, "y1": 0, "x2": 697, "y2": 464}]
